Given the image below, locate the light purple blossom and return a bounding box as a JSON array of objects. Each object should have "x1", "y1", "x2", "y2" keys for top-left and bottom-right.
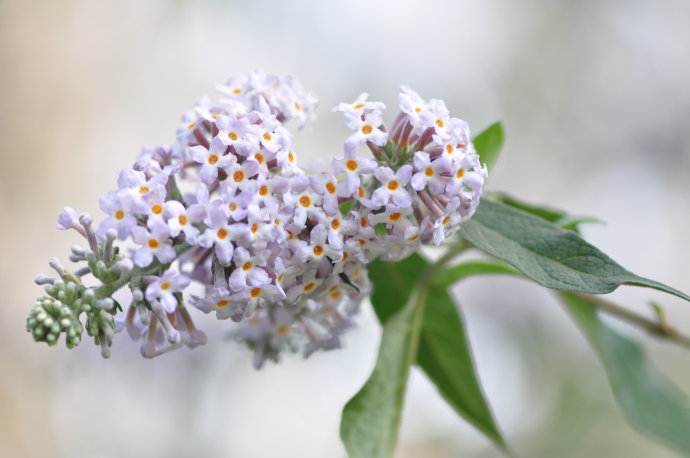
[
  {"x1": 371, "y1": 165, "x2": 413, "y2": 208},
  {"x1": 131, "y1": 220, "x2": 176, "y2": 267},
  {"x1": 145, "y1": 269, "x2": 191, "y2": 313},
  {"x1": 189, "y1": 137, "x2": 233, "y2": 184}
]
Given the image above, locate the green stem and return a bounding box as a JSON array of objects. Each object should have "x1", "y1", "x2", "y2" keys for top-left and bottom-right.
[
  {"x1": 94, "y1": 242, "x2": 192, "y2": 299},
  {"x1": 569, "y1": 292, "x2": 690, "y2": 349}
]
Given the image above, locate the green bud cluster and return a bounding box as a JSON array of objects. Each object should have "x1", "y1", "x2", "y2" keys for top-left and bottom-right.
[
  {"x1": 26, "y1": 269, "x2": 121, "y2": 357},
  {"x1": 26, "y1": 296, "x2": 83, "y2": 348}
]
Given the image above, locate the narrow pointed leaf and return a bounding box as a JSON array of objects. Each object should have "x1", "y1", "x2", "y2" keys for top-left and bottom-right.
[
  {"x1": 459, "y1": 199, "x2": 690, "y2": 302},
  {"x1": 489, "y1": 191, "x2": 602, "y2": 233},
  {"x1": 561, "y1": 292, "x2": 690, "y2": 456},
  {"x1": 434, "y1": 260, "x2": 522, "y2": 289},
  {"x1": 367, "y1": 255, "x2": 507, "y2": 450},
  {"x1": 340, "y1": 282, "x2": 428, "y2": 458},
  {"x1": 473, "y1": 122, "x2": 505, "y2": 171}
]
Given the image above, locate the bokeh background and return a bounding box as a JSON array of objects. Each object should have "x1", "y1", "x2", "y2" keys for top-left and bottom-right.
[{"x1": 2, "y1": 0, "x2": 690, "y2": 457}]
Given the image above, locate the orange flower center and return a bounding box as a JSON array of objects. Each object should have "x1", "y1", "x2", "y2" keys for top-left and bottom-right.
[
  {"x1": 115, "y1": 210, "x2": 125, "y2": 220},
  {"x1": 304, "y1": 283, "x2": 316, "y2": 292},
  {"x1": 387, "y1": 180, "x2": 399, "y2": 191},
  {"x1": 389, "y1": 212, "x2": 401, "y2": 222},
  {"x1": 346, "y1": 160, "x2": 358, "y2": 171},
  {"x1": 361, "y1": 125, "x2": 373, "y2": 135},
  {"x1": 160, "y1": 282, "x2": 170, "y2": 290},
  {"x1": 179, "y1": 215, "x2": 188, "y2": 226},
  {"x1": 228, "y1": 132, "x2": 238, "y2": 141},
  {"x1": 325, "y1": 182, "x2": 336, "y2": 194},
  {"x1": 313, "y1": 245, "x2": 324, "y2": 256},
  {"x1": 299, "y1": 195, "x2": 311, "y2": 207},
  {"x1": 217, "y1": 228, "x2": 228, "y2": 239},
  {"x1": 425, "y1": 167, "x2": 434, "y2": 177},
  {"x1": 151, "y1": 205, "x2": 162, "y2": 215},
  {"x1": 217, "y1": 300, "x2": 230, "y2": 308},
  {"x1": 148, "y1": 239, "x2": 159, "y2": 249},
  {"x1": 208, "y1": 155, "x2": 219, "y2": 165},
  {"x1": 250, "y1": 288, "x2": 261, "y2": 298},
  {"x1": 242, "y1": 262, "x2": 252, "y2": 271},
  {"x1": 233, "y1": 170, "x2": 245, "y2": 182}
]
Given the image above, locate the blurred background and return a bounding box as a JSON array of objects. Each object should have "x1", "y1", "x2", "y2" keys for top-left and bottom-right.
[{"x1": 2, "y1": 0, "x2": 690, "y2": 456}]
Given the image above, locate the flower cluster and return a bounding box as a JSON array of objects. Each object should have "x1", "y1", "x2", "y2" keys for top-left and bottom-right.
[{"x1": 28, "y1": 69, "x2": 486, "y2": 367}]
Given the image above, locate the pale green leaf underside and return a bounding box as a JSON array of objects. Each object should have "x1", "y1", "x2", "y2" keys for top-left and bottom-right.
[
  {"x1": 561, "y1": 292, "x2": 690, "y2": 456},
  {"x1": 340, "y1": 282, "x2": 428, "y2": 458},
  {"x1": 366, "y1": 255, "x2": 507, "y2": 451}
]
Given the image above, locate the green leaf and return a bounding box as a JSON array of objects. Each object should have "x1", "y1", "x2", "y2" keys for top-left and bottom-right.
[
  {"x1": 340, "y1": 280, "x2": 429, "y2": 458},
  {"x1": 339, "y1": 199, "x2": 355, "y2": 216},
  {"x1": 473, "y1": 122, "x2": 505, "y2": 171},
  {"x1": 366, "y1": 255, "x2": 507, "y2": 451},
  {"x1": 459, "y1": 199, "x2": 690, "y2": 302},
  {"x1": 488, "y1": 192, "x2": 602, "y2": 233},
  {"x1": 434, "y1": 260, "x2": 522, "y2": 289},
  {"x1": 560, "y1": 292, "x2": 690, "y2": 456},
  {"x1": 375, "y1": 222, "x2": 388, "y2": 236}
]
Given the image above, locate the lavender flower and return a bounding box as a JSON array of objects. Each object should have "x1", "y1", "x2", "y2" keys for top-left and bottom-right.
[{"x1": 27, "y1": 70, "x2": 486, "y2": 367}]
